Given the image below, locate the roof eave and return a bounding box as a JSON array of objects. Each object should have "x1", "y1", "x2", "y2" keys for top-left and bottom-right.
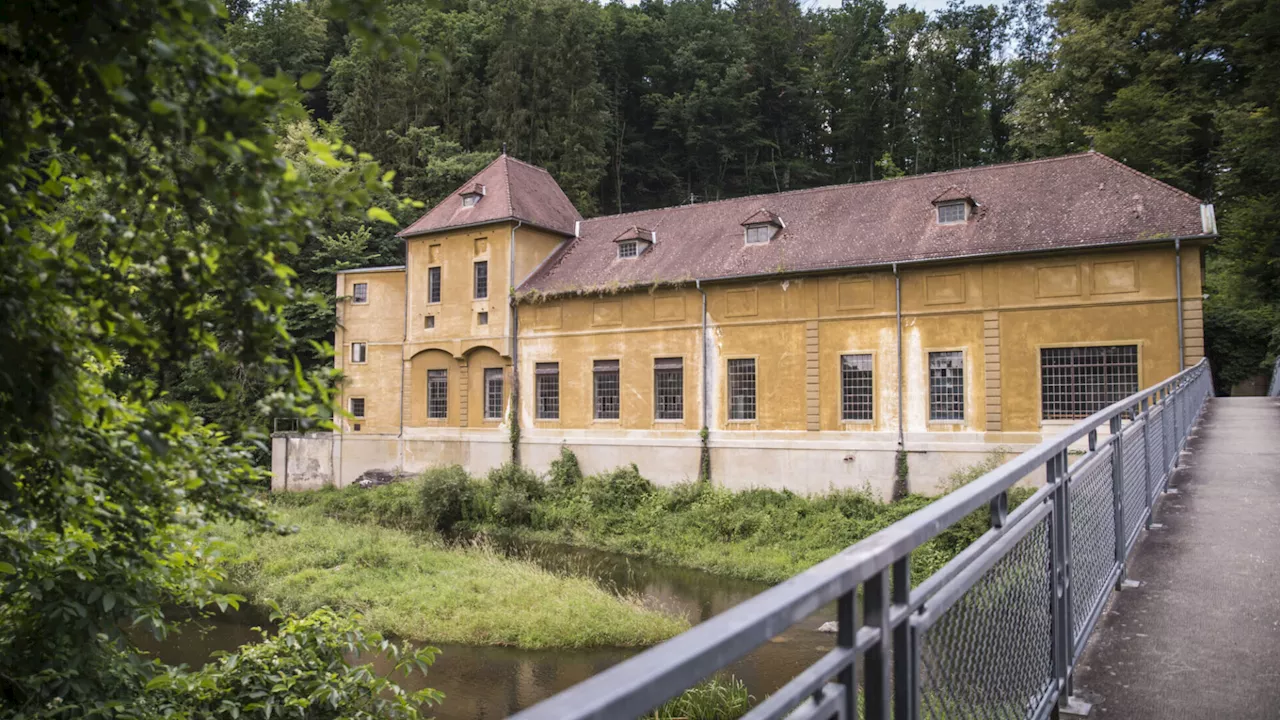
[{"x1": 397, "y1": 216, "x2": 576, "y2": 239}]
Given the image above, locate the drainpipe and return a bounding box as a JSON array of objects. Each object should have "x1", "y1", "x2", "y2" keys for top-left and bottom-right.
[
  {"x1": 894, "y1": 264, "x2": 904, "y2": 449},
  {"x1": 398, "y1": 247, "x2": 409, "y2": 470},
  {"x1": 1174, "y1": 238, "x2": 1185, "y2": 370},
  {"x1": 509, "y1": 221, "x2": 523, "y2": 464},
  {"x1": 697, "y1": 279, "x2": 710, "y2": 482}
]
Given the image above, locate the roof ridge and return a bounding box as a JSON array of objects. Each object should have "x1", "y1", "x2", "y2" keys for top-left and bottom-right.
[
  {"x1": 1086, "y1": 150, "x2": 1204, "y2": 204},
  {"x1": 501, "y1": 154, "x2": 515, "y2": 218},
  {"x1": 504, "y1": 154, "x2": 557, "y2": 176},
  {"x1": 580, "y1": 152, "x2": 1098, "y2": 224}
]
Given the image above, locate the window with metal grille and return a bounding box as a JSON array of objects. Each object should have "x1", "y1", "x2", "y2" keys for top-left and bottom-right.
[
  {"x1": 745, "y1": 225, "x2": 774, "y2": 245},
  {"x1": 427, "y1": 369, "x2": 448, "y2": 419},
  {"x1": 618, "y1": 241, "x2": 637, "y2": 259},
  {"x1": 351, "y1": 342, "x2": 367, "y2": 363},
  {"x1": 352, "y1": 283, "x2": 368, "y2": 303},
  {"x1": 654, "y1": 357, "x2": 684, "y2": 420},
  {"x1": 484, "y1": 368, "x2": 504, "y2": 420},
  {"x1": 593, "y1": 360, "x2": 620, "y2": 420},
  {"x1": 728, "y1": 358, "x2": 756, "y2": 421},
  {"x1": 428, "y1": 266, "x2": 441, "y2": 304},
  {"x1": 841, "y1": 354, "x2": 873, "y2": 421},
  {"x1": 929, "y1": 351, "x2": 965, "y2": 421},
  {"x1": 477, "y1": 311, "x2": 488, "y2": 325},
  {"x1": 1040, "y1": 345, "x2": 1139, "y2": 420},
  {"x1": 936, "y1": 202, "x2": 967, "y2": 224},
  {"x1": 474, "y1": 261, "x2": 488, "y2": 299},
  {"x1": 349, "y1": 397, "x2": 365, "y2": 418},
  {"x1": 536, "y1": 363, "x2": 559, "y2": 420}
]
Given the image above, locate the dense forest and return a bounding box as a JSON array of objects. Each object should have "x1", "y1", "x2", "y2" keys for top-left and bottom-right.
[{"x1": 223, "y1": 0, "x2": 1279, "y2": 401}]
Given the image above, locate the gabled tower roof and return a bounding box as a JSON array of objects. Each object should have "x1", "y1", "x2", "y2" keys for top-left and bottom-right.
[{"x1": 398, "y1": 154, "x2": 582, "y2": 238}]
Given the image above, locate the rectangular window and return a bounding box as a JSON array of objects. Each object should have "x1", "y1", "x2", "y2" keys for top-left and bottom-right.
[
  {"x1": 427, "y1": 369, "x2": 448, "y2": 419},
  {"x1": 618, "y1": 241, "x2": 637, "y2": 259},
  {"x1": 474, "y1": 261, "x2": 488, "y2": 299},
  {"x1": 425, "y1": 315, "x2": 435, "y2": 329},
  {"x1": 937, "y1": 202, "x2": 967, "y2": 224},
  {"x1": 536, "y1": 363, "x2": 559, "y2": 420},
  {"x1": 1040, "y1": 345, "x2": 1139, "y2": 420},
  {"x1": 428, "y1": 266, "x2": 441, "y2": 304},
  {"x1": 351, "y1": 342, "x2": 367, "y2": 364},
  {"x1": 484, "y1": 368, "x2": 504, "y2": 421},
  {"x1": 654, "y1": 357, "x2": 684, "y2": 420},
  {"x1": 349, "y1": 397, "x2": 365, "y2": 419},
  {"x1": 745, "y1": 225, "x2": 773, "y2": 245},
  {"x1": 728, "y1": 358, "x2": 757, "y2": 421},
  {"x1": 352, "y1": 282, "x2": 368, "y2": 303},
  {"x1": 841, "y1": 354, "x2": 874, "y2": 421},
  {"x1": 929, "y1": 351, "x2": 965, "y2": 421},
  {"x1": 593, "y1": 360, "x2": 620, "y2": 420},
  {"x1": 477, "y1": 311, "x2": 488, "y2": 326}
]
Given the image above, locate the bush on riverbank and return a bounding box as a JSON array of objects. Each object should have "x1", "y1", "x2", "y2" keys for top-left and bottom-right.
[
  {"x1": 214, "y1": 505, "x2": 688, "y2": 649},
  {"x1": 648, "y1": 675, "x2": 752, "y2": 720},
  {"x1": 277, "y1": 452, "x2": 1028, "y2": 585}
]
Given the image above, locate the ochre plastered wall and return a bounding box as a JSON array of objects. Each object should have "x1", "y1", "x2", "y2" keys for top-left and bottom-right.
[
  {"x1": 336, "y1": 269, "x2": 405, "y2": 434},
  {"x1": 519, "y1": 288, "x2": 702, "y2": 431}
]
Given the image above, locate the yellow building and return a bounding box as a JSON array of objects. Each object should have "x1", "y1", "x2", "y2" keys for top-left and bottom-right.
[{"x1": 273, "y1": 152, "x2": 1215, "y2": 497}]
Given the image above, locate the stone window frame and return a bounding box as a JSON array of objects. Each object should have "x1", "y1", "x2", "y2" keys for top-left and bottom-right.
[
  {"x1": 483, "y1": 367, "x2": 504, "y2": 421},
  {"x1": 927, "y1": 349, "x2": 966, "y2": 423},
  {"x1": 839, "y1": 352, "x2": 875, "y2": 423},
  {"x1": 427, "y1": 369, "x2": 448, "y2": 420},
  {"x1": 593, "y1": 359, "x2": 620, "y2": 421},
  {"x1": 535, "y1": 362, "x2": 560, "y2": 420},
  {"x1": 727, "y1": 357, "x2": 758, "y2": 422},
  {"x1": 351, "y1": 282, "x2": 368, "y2": 304},
  {"x1": 654, "y1": 357, "x2": 684, "y2": 422}
]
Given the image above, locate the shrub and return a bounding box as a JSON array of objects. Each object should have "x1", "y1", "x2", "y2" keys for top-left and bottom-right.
[
  {"x1": 488, "y1": 461, "x2": 546, "y2": 501},
  {"x1": 548, "y1": 444, "x2": 584, "y2": 489},
  {"x1": 419, "y1": 464, "x2": 476, "y2": 532},
  {"x1": 493, "y1": 484, "x2": 536, "y2": 526},
  {"x1": 585, "y1": 463, "x2": 653, "y2": 511}
]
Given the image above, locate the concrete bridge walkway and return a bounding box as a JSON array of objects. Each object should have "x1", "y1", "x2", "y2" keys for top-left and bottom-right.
[{"x1": 1073, "y1": 396, "x2": 1280, "y2": 718}]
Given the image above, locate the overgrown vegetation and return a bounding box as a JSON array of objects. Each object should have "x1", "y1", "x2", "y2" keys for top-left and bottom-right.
[
  {"x1": 646, "y1": 676, "x2": 753, "y2": 720},
  {"x1": 280, "y1": 451, "x2": 1030, "y2": 585},
  {"x1": 215, "y1": 505, "x2": 688, "y2": 649}
]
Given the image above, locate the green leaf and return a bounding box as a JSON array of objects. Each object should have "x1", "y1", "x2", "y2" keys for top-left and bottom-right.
[
  {"x1": 366, "y1": 207, "x2": 396, "y2": 225},
  {"x1": 0, "y1": 562, "x2": 15, "y2": 575},
  {"x1": 299, "y1": 72, "x2": 323, "y2": 90},
  {"x1": 148, "y1": 99, "x2": 174, "y2": 116}
]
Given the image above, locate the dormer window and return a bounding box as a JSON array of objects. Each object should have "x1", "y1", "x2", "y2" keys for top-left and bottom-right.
[
  {"x1": 932, "y1": 186, "x2": 975, "y2": 225},
  {"x1": 613, "y1": 226, "x2": 654, "y2": 259},
  {"x1": 745, "y1": 224, "x2": 775, "y2": 245},
  {"x1": 460, "y1": 182, "x2": 486, "y2": 207},
  {"x1": 740, "y1": 209, "x2": 784, "y2": 246},
  {"x1": 936, "y1": 201, "x2": 968, "y2": 224}
]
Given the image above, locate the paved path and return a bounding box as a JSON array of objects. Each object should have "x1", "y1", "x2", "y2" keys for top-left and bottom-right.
[{"x1": 1073, "y1": 397, "x2": 1280, "y2": 719}]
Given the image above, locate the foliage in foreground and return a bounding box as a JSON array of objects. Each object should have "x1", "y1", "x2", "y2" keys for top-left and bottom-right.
[
  {"x1": 277, "y1": 452, "x2": 1028, "y2": 585},
  {"x1": 215, "y1": 505, "x2": 688, "y2": 648},
  {"x1": 0, "y1": 0, "x2": 436, "y2": 717},
  {"x1": 141, "y1": 606, "x2": 440, "y2": 719}
]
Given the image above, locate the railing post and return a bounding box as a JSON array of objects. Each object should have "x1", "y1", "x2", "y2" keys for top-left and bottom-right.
[
  {"x1": 1110, "y1": 414, "x2": 1127, "y2": 584},
  {"x1": 892, "y1": 557, "x2": 915, "y2": 720},
  {"x1": 837, "y1": 588, "x2": 858, "y2": 720},
  {"x1": 864, "y1": 570, "x2": 890, "y2": 720},
  {"x1": 1049, "y1": 448, "x2": 1074, "y2": 707},
  {"x1": 1141, "y1": 397, "x2": 1154, "y2": 529}
]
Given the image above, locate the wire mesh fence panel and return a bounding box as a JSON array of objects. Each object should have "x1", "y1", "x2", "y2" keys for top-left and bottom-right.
[
  {"x1": 1121, "y1": 424, "x2": 1148, "y2": 550},
  {"x1": 1147, "y1": 406, "x2": 1166, "y2": 494},
  {"x1": 920, "y1": 517, "x2": 1054, "y2": 720},
  {"x1": 1068, "y1": 451, "x2": 1116, "y2": 642}
]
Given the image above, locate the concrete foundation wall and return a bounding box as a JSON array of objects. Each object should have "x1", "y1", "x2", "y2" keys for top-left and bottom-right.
[{"x1": 272, "y1": 429, "x2": 1035, "y2": 499}]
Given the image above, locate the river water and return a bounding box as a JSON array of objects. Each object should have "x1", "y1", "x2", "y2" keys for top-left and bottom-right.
[{"x1": 134, "y1": 542, "x2": 836, "y2": 719}]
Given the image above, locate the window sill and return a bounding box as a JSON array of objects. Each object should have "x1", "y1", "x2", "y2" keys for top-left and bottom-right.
[{"x1": 654, "y1": 418, "x2": 685, "y2": 424}]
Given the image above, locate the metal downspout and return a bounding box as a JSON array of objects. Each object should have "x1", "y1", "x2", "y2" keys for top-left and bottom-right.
[
  {"x1": 398, "y1": 239, "x2": 409, "y2": 470},
  {"x1": 1175, "y1": 239, "x2": 1185, "y2": 370},
  {"x1": 510, "y1": 221, "x2": 523, "y2": 464},
  {"x1": 697, "y1": 279, "x2": 710, "y2": 482},
  {"x1": 894, "y1": 264, "x2": 904, "y2": 449}
]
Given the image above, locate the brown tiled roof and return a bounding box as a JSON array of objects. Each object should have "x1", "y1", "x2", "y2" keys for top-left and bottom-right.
[
  {"x1": 613, "y1": 226, "x2": 656, "y2": 243},
  {"x1": 741, "y1": 208, "x2": 784, "y2": 227},
  {"x1": 398, "y1": 154, "x2": 582, "y2": 238},
  {"x1": 520, "y1": 152, "x2": 1208, "y2": 296}
]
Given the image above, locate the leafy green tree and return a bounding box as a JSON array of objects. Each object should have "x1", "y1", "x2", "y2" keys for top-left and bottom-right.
[{"x1": 0, "y1": 0, "x2": 439, "y2": 716}]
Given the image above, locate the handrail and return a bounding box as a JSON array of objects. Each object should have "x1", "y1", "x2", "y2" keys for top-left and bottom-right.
[{"x1": 511, "y1": 358, "x2": 1213, "y2": 720}]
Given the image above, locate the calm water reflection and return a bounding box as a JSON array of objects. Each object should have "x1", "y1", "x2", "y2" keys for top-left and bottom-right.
[{"x1": 136, "y1": 543, "x2": 836, "y2": 719}]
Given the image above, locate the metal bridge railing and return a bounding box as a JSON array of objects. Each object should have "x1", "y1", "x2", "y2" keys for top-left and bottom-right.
[{"x1": 511, "y1": 359, "x2": 1214, "y2": 720}]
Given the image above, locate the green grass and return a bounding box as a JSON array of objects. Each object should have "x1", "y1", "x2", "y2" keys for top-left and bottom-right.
[
  {"x1": 275, "y1": 452, "x2": 1030, "y2": 586},
  {"x1": 211, "y1": 505, "x2": 689, "y2": 649}
]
